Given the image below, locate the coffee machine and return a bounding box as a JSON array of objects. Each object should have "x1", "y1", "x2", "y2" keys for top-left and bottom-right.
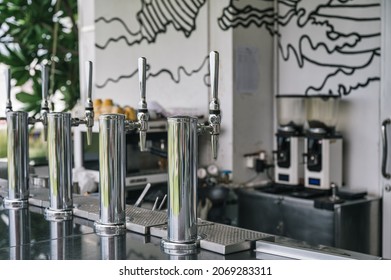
[
  {"x1": 304, "y1": 96, "x2": 343, "y2": 190},
  {"x1": 274, "y1": 95, "x2": 305, "y2": 186}
]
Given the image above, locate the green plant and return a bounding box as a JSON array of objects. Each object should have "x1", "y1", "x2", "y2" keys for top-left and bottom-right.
[{"x1": 0, "y1": 0, "x2": 79, "y2": 115}]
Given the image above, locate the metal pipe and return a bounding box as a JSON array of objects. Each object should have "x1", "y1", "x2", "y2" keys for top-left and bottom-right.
[
  {"x1": 161, "y1": 116, "x2": 199, "y2": 252},
  {"x1": 94, "y1": 114, "x2": 126, "y2": 236},
  {"x1": 45, "y1": 112, "x2": 73, "y2": 221},
  {"x1": 4, "y1": 111, "x2": 29, "y2": 209}
]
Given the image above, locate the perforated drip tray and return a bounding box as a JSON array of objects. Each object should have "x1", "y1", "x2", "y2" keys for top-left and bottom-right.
[
  {"x1": 73, "y1": 194, "x2": 100, "y2": 221},
  {"x1": 150, "y1": 220, "x2": 274, "y2": 255},
  {"x1": 29, "y1": 187, "x2": 50, "y2": 208},
  {"x1": 27, "y1": 188, "x2": 274, "y2": 255},
  {"x1": 28, "y1": 189, "x2": 168, "y2": 235},
  {"x1": 125, "y1": 205, "x2": 167, "y2": 234}
]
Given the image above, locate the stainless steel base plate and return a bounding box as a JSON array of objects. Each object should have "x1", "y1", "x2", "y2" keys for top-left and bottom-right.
[
  {"x1": 3, "y1": 198, "x2": 29, "y2": 209},
  {"x1": 94, "y1": 221, "x2": 127, "y2": 236},
  {"x1": 45, "y1": 208, "x2": 73, "y2": 221}
]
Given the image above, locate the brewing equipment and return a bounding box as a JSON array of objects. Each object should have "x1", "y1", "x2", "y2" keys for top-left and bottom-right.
[
  {"x1": 304, "y1": 96, "x2": 343, "y2": 189},
  {"x1": 274, "y1": 95, "x2": 305, "y2": 186}
]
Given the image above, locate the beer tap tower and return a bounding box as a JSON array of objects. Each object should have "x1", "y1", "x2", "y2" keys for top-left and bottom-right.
[
  {"x1": 2, "y1": 67, "x2": 49, "y2": 209},
  {"x1": 94, "y1": 57, "x2": 149, "y2": 236},
  {"x1": 161, "y1": 51, "x2": 222, "y2": 254},
  {"x1": 44, "y1": 61, "x2": 95, "y2": 221}
]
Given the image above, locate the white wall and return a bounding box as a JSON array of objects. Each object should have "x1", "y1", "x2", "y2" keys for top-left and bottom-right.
[
  {"x1": 78, "y1": 0, "x2": 383, "y2": 194},
  {"x1": 77, "y1": 0, "x2": 275, "y2": 182}
]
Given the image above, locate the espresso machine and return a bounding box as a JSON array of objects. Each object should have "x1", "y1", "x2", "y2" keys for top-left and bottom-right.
[
  {"x1": 304, "y1": 96, "x2": 343, "y2": 190},
  {"x1": 274, "y1": 96, "x2": 305, "y2": 186}
]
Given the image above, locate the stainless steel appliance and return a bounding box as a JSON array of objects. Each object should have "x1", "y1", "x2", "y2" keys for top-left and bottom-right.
[
  {"x1": 304, "y1": 96, "x2": 343, "y2": 189},
  {"x1": 237, "y1": 186, "x2": 381, "y2": 256},
  {"x1": 274, "y1": 95, "x2": 305, "y2": 185}
]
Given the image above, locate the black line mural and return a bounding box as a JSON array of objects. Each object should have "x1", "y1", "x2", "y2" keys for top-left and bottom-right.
[
  {"x1": 218, "y1": 0, "x2": 380, "y2": 96},
  {"x1": 95, "y1": 0, "x2": 208, "y2": 88},
  {"x1": 95, "y1": 55, "x2": 209, "y2": 89},
  {"x1": 95, "y1": 0, "x2": 380, "y2": 98},
  {"x1": 95, "y1": 0, "x2": 206, "y2": 49}
]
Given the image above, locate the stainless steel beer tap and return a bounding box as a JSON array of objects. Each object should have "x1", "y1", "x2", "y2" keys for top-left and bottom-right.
[
  {"x1": 2, "y1": 68, "x2": 29, "y2": 209},
  {"x1": 44, "y1": 61, "x2": 94, "y2": 221},
  {"x1": 5, "y1": 68, "x2": 12, "y2": 113},
  {"x1": 94, "y1": 57, "x2": 149, "y2": 236},
  {"x1": 124, "y1": 57, "x2": 150, "y2": 150},
  {"x1": 161, "y1": 51, "x2": 222, "y2": 254},
  {"x1": 39, "y1": 65, "x2": 50, "y2": 140},
  {"x1": 207, "y1": 51, "x2": 222, "y2": 160}
]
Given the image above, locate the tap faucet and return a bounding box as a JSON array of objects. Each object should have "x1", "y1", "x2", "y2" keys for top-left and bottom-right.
[
  {"x1": 208, "y1": 51, "x2": 221, "y2": 160},
  {"x1": 94, "y1": 57, "x2": 149, "y2": 236},
  {"x1": 44, "y1": 61, "x2": 94, "y2": 221},
  {"x1": 5, "y1": 68, "x2": 12, "y2": 113},
  {"x1": 161, "y1": 51, "x2": 222, "y2": 254},
  {"x1": 40, "y1": 65, "x2": 50, "y2": 140},
  {"x1": 125, "y1": 57, "x2": 149, "y2": 150},
  {"x1": 84, "y1": 61, "x2": 94, "y2": 145}
]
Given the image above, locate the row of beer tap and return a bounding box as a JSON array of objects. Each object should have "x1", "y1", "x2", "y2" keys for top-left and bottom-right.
[{"x1": 1, "y1": 51, "x2": 221, "y2": 254}]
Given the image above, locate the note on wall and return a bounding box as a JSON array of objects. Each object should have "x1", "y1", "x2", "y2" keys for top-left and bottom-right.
[{"x1": 235, "y1": 47, "x2": 260, "y2": 95}]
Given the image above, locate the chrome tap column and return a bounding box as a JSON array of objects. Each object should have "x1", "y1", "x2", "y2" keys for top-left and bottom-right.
[
  {"x1": 43, "y1": 61, "x2": 95, "y2": 221},
  {"x1": 161, "y1": 116, "x2": 199, "y2": 252},
  {"x1": 161, "y1": 51, "x2": 222, "y2": 254},
  {"x1": 94, "y1": 114, "x2": 127, "y2": 235},
  {"x1": 45, "y1": 112, "x2": 73, "y2": 221},
  {"x1": 94, "y1": 57, "x2": 149, "y2": 236},
  {"x1": 4, "y1": 111, "x2": 29, "y2": 209},
  {"x1": 2, "y1": 65, "x2": 51, "y2": 209}
]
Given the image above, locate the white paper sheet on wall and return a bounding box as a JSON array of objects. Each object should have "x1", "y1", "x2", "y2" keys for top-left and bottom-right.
[{"x1": 235, "y1": 47, "x2": 260, "y2": 95}]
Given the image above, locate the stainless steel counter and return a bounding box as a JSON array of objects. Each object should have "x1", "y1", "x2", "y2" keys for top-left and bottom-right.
[{"x1": 0, "y1": 184, "x2": 382, "y2": 260}]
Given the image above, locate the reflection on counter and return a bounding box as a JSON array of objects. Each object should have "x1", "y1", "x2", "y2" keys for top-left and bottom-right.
[{"x1": 0, "y1": 186, "x2": 383, "y2": 260}]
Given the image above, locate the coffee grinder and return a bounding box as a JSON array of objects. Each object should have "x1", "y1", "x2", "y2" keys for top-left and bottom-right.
[
  {"x1": 274, "y1": 95, "x2": 305, "y2": 186},
  {"x1": 304, "y1": 96, "x2": 343, "y2": 190}
]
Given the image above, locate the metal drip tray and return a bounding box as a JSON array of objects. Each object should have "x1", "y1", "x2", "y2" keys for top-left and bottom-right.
[
  {"x1": 150, "y1": 219, "x2": 214, "y2": 239},
  {"x1": 150, "y1": 221, "x2": 274, "y2": 255},
  {"x1": 29, "y1": 188, "x2": 50, "y2": 208},
  {"x1": 70, "y1": 195, "x2": 168, "y2": 235},
  {"x1": 199, "y1": 223, "x2": 274, "y2": 255},
  {"x1": 73, "y1": 195, "x2": 100, "y2": 221},
  {"x1": 125, "y1": 205, "x2": 167, "y2": 234}
]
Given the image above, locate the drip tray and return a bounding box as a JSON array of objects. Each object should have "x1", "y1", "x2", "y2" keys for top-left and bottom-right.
[
  {"x1": 125, "y1": 205, "x2": 167, "y2": 234},
  {"x1": 27, "y1": 188, "x2": 274, "y2": 255},
  {"x1": 29, "y1": 187, "x2": 50, "y2": 208},
  {"x1": 151, "y1": 221, "x2": 274, "y2": 255}
]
